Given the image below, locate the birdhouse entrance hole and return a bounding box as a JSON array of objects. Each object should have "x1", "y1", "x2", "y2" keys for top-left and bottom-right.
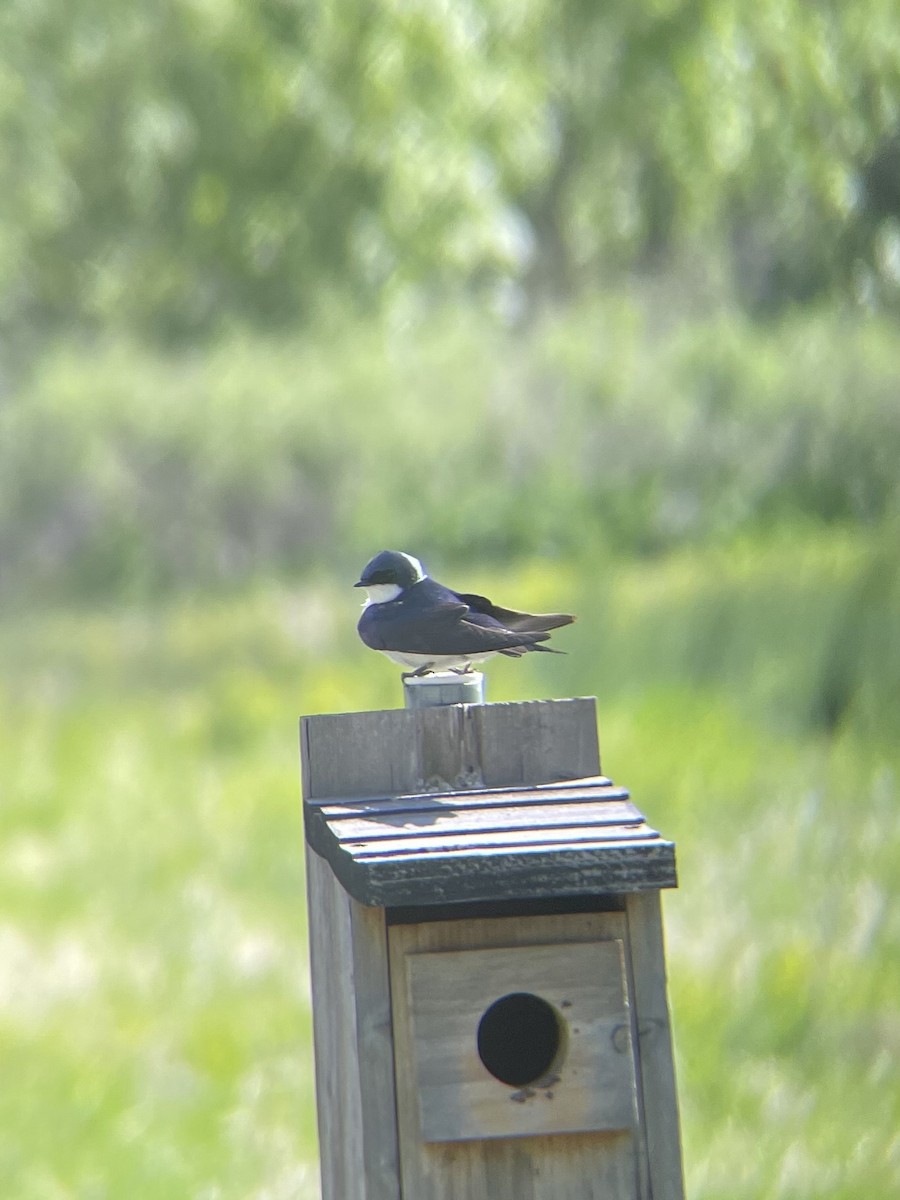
[{"x1": 477, "y1": 991, "x2": 565, "y2": 1087}]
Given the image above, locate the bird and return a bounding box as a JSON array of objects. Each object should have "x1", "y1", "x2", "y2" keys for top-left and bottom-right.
[{"x1": 354, "y1": 550, "x2": 575, "y2": 679}]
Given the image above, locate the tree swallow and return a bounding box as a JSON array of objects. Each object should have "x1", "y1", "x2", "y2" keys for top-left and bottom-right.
[{"x1": 355, "y1": 550, "x2": 575, "y2": 678}]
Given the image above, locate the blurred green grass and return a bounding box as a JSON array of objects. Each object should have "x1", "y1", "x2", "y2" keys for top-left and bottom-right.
[
  {"x1": 3, "y1": 303, "x2": 899, "y2": 603},
  {"x1": 2, "y1": 528, "x2": 898, "y2": 1198}
]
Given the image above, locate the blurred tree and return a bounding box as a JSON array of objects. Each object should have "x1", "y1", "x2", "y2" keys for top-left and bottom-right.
[
  {"x1": 1, "y1": 0, "x2": 898, "y2": 344},
  {"x1": 0, "y1": 0, "x2": 549, "y2": 343},
  {"x1": 519, "y1": 0, "x2": 900, "y2": 312}
]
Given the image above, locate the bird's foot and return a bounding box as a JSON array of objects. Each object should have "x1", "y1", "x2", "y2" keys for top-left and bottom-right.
[
  {"x1": 401, "y1": 665, "x2": 435, "y2": 680},
  {"x1": 449, "y1": 665, "x2": 475, "y2": 675}
]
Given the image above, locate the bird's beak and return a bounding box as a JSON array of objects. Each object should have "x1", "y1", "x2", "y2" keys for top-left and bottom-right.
[{"x1": 353, "y1": 580, "x2": 365, "y2": 588}]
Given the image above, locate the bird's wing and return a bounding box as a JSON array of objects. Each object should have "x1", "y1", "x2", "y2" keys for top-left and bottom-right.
[
  {"x1": 358, "y1": 596, "x2": 465, "y2": 652},
  {"x1": 453, "y1": 592, "x2": 575, "y2": 633},
  {"x1": 360, "y1": 592, "x2": 547, "y2": 655}
]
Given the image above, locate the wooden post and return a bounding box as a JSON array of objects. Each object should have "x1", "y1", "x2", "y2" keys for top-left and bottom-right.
[{"x1": 301, "y1": 698, "x2": 683, "y2": 1200}]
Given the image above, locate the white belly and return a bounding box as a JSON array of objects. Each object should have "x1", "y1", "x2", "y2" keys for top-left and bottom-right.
[{"x1": 379, "y1": 649, "x2": 499, "y2": 672}]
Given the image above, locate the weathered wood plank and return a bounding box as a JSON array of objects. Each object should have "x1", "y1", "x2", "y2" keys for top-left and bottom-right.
[
  {"x1": 303, "y1": 709, "x2": 423, "y2": 798},
  {"x1": 388, "y1": 912, "x2": 644, "y2": 1200},
  {"x1": 305, "y1": 846, "x2": 365, "y2": 1200},
  {"x1": 302, "y1": 721, "x2": 402, "y2": 1200},
  {"x1": 331, "y1": 839, "x2": 677, "y2": 908},
  {"x1": 301, "y1": 699, "x2": 602, "y2": 802},
  {"x1": 473, "y1": 699, "x2": 602, "y2": 787},
  {"x1": 305, "y1": 847, "x2": 401, "y2": 1200},
  {"x1": 359, "y1": 838, "x2": 671, "y2": 864},
  {"x1": 625, "y1": 892, "x2": 685, "y2": 1200},
  {"x1": 306, "y1": 777, "x2": 623, "y2": 813},
  {"x1": 405, "y1": 940, "x2": 636, "y2": 1142},
  {"x1": 326, "y1": 799, "x2": 643, "y2": 843},
  {"x1": 349, "y1": 824, "x2": 658, "y2": 857}
]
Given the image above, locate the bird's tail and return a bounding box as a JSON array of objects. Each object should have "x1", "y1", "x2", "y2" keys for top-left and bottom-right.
[{"x1": 498, "y1": 633, "x2": 567, "y2": 658}]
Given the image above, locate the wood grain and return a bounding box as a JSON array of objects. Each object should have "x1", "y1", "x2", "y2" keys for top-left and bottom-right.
[
  {"x1": 316, "y1": 833, "x2": 677, "y2": 908},
  {"x1": 302, "y1": 723, "x2": 402, "y2": 1200},
  {"x1": 306, "y1": 778, "x2": 623, "y2": 812},
  {"x1": 301, "y1": 698, "x2": 601, "y2": 800},
  {"x1": 301, "y1": 697, "x2": 682, "y2": 1199},
  {"x1": 327, "y1": 799, "x2": 643, "y2": 842},
  {"x1": 301, "y1": 702, "x2": 676, "y2": 908},
  {"x1": 625, "y1": 892, "x2": 685, "y2": 1200},
  {"x1": 388, "y1": 912, "x2": 644, "y2": 1200},
  {"x1": 405, "y1": 940, "x2": 636, "y2": 1142}
]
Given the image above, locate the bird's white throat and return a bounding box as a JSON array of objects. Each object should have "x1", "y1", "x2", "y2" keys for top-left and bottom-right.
[{"x1": 362, "y1": 583, "x2": 403, "y2": 606}]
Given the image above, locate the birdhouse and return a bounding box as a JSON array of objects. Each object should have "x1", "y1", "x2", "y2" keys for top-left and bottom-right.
[{"x1": 300, "y1": 690, "x2": 683, "y2": 1200}]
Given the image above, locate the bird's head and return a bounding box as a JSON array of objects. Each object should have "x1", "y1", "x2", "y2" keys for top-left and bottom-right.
[{"x1": 354, "y1": 550, "x2": 426, "y2": 604}]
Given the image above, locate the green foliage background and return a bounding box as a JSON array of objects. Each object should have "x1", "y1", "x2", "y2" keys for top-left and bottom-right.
[
  {"x1": 2, "y1": 2, "x2": 899, "y2": 1198},
  {"x1": 3, "y1": 0, "x2": 900, "y2": 343}
]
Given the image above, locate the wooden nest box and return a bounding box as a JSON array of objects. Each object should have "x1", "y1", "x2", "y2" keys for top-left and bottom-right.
[{"x1": 301, "y1": 691, "x2": 683, "y2": 1200}]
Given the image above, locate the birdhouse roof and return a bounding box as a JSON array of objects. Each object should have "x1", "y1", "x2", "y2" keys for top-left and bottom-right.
[{"x1": 303, "y1": 774, "x2": 676, "y2": 908}]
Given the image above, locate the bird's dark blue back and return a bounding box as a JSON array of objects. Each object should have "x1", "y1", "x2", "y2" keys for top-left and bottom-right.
[{"x1": 358, "y1": 576, "x2": 513, "y2": 653}]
